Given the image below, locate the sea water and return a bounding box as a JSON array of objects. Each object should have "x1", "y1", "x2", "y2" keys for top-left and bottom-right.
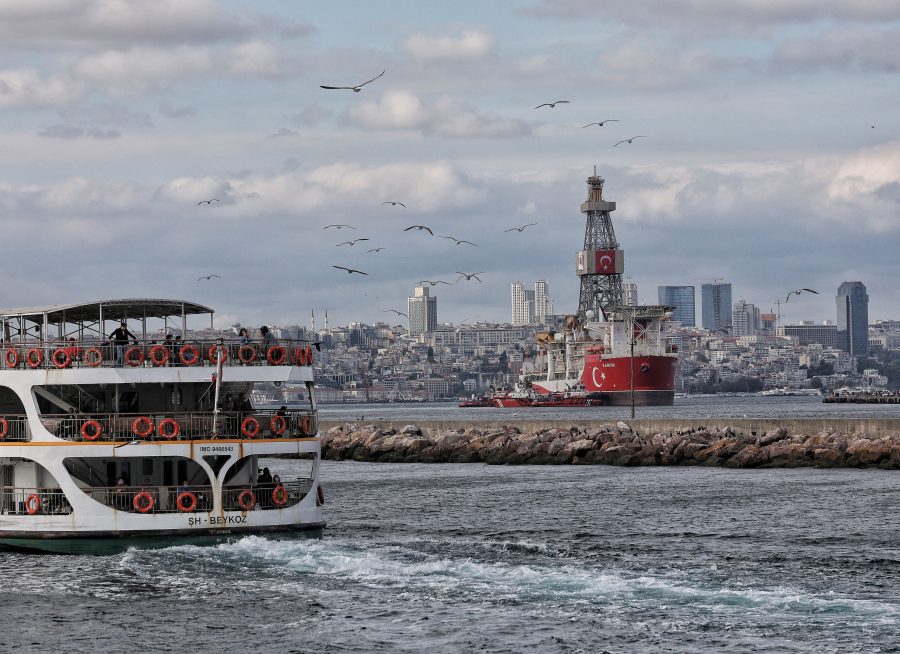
[{"x1": 2, "y1": 461, "x2": 899, "y2": 653}]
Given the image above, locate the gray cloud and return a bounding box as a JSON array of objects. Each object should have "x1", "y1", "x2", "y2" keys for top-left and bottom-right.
[
  {"x1": 37, "y1": 124, "x2": 120, "y2": 139},
  {"x1": 159, "y1": 102, "x2": 197, "y2": 119}
]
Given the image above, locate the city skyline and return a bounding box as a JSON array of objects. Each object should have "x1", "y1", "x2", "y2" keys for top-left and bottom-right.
[{"x1": 0, "y1": 2, "x2": 898, "y2": 327}]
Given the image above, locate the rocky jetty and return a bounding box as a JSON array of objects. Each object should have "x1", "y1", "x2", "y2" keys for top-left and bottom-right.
[{"x1": 320, "y1": 423, "x2": 900, "y2": 468}]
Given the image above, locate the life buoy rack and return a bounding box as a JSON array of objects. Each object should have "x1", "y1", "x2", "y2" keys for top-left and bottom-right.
[
  {"x1": 25, "y1": 494, "x2": 41, "y2": 515},
  {"x1": 237, "y1": 489, "x2": 256, "y2": 511},
  {"x1": 207, "y1": 345, "x2": 227, "y2": 364},
  {"x1": 300, "y1": 415, "x2": 311, "y2": 436},
  {"x1": 0, "y1": 417, "x2": 8, "y2": 440},
  {"x1": 269, "y1": 415, "x2": 287, "y2": 437},
  {"x1": 133, "y1": 492, "x2": 154, "y2": 513},
  {"x1": 124, "y1": 346, "x2": 145, "y2": 367},
  {"x1": 316, "y1": 485, "x2": 325, "y2": 505},
  {"x1": 132, "y1": 416, "x2": 154, "y2": 439},
  {"x1": 149, "y1": 345, "x2": 169, "y2": 367},
  {"x1": 176, "y1": 491, "x2": 198, "y2": 513},
  {"x1": 51, "y1": 348, "x2": 72, "y2": 369},
  {"x1": 4, "y1": 348, "x2": 20, "y2": 368},
  {"x1": 272, "y1": 485, "x2": 288, "y2": 507},
  {"x1": 241, "y1": 416, "x2": 260, "y2": 439},
  {"x1": 83, "y1": 347, "x2": 103, "y2": 367},
  {"x1": 266, "y1": 345, "x2": 287, "y2": 366},
  {"x1": 157, "y1": 418, "x2": 180, "y2": 440},
  {"x1": 179, "y1": 344, "x2": 200, "y2": 366},
  {"x1": 81, "y1": 419, "x2": 102, "y2": 441},
  {"x1": 26, "y1": 348, "x2": 44, "y2": 369},
  {"x1": 238, "y1": 345, "x2": 257, "y2": 365}
]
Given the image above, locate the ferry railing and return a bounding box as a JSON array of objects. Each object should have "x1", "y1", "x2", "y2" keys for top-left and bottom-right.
[
  {"x1": 42, "y1": 410, "x2": 319, "y2": 442},
  {"x1": 0, "y1": 486, "x2": 72, "y2": 515},
  {"x1": 222, "y1": 479, "x2": 312, "y2": 511},
  {"x1": 0, "y1": 415, "x2": 30, "y2": 442},
  {"x1": 0, "y1": 339, "x2": 316, "y2": 370}
]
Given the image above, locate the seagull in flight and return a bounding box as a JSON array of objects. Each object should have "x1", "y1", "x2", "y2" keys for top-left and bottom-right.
[
  {"x1": 505, "y1": 223, "x2": 538, "y2": 233},
  {"x1": 324, "y1": 224, "x2": 356, "y2": 230},
  {"x1": 197, "y1": 274, "x2": 221, "y2": 282},
  {"x1": 382, "y1": 201, "x2": 406, "y2": 207},
  {"x1": 336, "y1": 238, "x2": 370, "y2": 247},
  {"x1": 583, "y1": 120, "x2": 619, "y2": 128},
  {"x1": 418, "y1": 280, "x2": 453, "y2": 287},
  {"x1": 404, "y1": 225, "x2": 434, "y2": 235},
  {"x1": 535, "y1": 100, "x2": 570, "y2": 109},
  {"x1": 197, "y1": 199, "x2": 219, "y2": 205},
  {"x1": 785, "y1": 288, "x2": 819, "y2": 302},
  {"x1": 613, "y1": 136, "x2": 646, "y2": 147},
  {"x1": 439, "y1": 235, "x2": 478, "y2": 246},
  {"x1": 384, "y1": 309, "x2": 408, "y2": 318},
  {"x1": 320, "y1": 70, "x2": 385, "y2": 92},
  {"x1": 366, "y1": 247, "x2": 386, "y2": 253},
  {"x1": 456, "y1": 272, "x2": 484, "y2": 283},
  {"x1": 332, "y1": 265, "x2": 368, "y2": 275}
]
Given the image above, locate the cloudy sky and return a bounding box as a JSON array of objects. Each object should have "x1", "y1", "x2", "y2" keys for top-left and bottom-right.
[{"x1": 2, "y1": 0, "x2": 899, "y2": 329}]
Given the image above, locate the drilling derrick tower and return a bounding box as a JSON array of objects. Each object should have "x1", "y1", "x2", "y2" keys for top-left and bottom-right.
[{"x1": 576, "y1": 172, "x2": 624, "y2": 321}]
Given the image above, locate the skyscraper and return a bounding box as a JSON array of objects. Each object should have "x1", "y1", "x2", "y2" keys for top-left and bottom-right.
[
  {"x1": 534, "y1": 280, "x2": 552, "y2": 323},
  {"x1": 623, "y1": 278, "x2": 638, "y2": 306},
  {"x1": 701, "y1": 282, "x2": 732, "y2": 332},
  {"x1": 658, "y1": 285, "x2": 695, "y2": 326},
  {"x1": 407, "y1": 286, "x2": 437, "y2": 336},
  {"x1": 836, "y1": 281, "x2": 868, "y2": 357},
  {"x1": 732, "y1": 299, "x2": 759, "y2": 337},
  {"x1": 511, "y1": 282, "x2": 533, "y2": 326}
]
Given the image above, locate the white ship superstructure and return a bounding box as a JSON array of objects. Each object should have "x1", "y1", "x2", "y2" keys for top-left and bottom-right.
[{"x1": 0, "y1": 299, "x2": 324, "y2": 553}]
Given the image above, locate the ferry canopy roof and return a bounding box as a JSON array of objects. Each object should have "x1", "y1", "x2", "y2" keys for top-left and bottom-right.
[{"x1": 0, "y1": 299, "x2": 213, "y2": 324}]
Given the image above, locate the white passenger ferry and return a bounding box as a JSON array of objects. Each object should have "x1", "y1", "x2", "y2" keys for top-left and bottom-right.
[{"x1": 0, "y1": 299, "x2": 324, "y2": 553}]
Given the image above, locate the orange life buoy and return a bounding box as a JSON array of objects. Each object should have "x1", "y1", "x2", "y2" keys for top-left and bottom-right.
[
  {"x1": 132, "y1": 416, "x2": 154, "y2": 439},
  {"x1": 241, "y1": 416, "x2": 260, "y2": 439},
  {"x1": 238, "y1": 345, "x2": 257, "y2": 365},
  {"x1": 237, "y1": 489, "x2": 255, "y2": 511},
  {"x1": 316, "y1": 485, "x2": 325, "y2": 505},
  {"x1": 25, "y1": 493, "x2": 41, "y2": 515},
  {"x1": 207, "y1": 345, "x2": 227, "y2": 364},
  {"x1": 292, "y1": 347, "x2": 306, "y2": 366},
  {"x1": 300, "y1": 415, "x2": 311, "y2": 436},
  {"x1": 176, "y1": 491, "x2": 198, "y2": 513},
  {"x1": 149, "y1": 345, "x2": 169, "y2": 367},
  {"x1": 0, "y1": 417, "x2": 8, "y2": 440},
  {"x1": 26, "y1": 348, "x2": 43, "y2": 369},
  {"x1": 272, "y1": 485, "x2": 288, "y2": 507},
  {"x1": 51, "y1": 348, "x2": 71, "y2": 369},
  {"x1": 179, "y1": 343, "x2": 200, "y2": 366},
  {"x1": 133, "y1": 491, "x2": 154, "y2": 513},
  {"x1": 157, "y1": 418, "x2": 180, "y2": 440},
  {"x1": 4, "y1": 348, "x2": 19, "y2": 368},
  {"x1": 270, "y1": 415, "x2": 287, "y2": 437},
  {"x1": 266, "y1": 345, "x2": 287, "y2": 366},
  {"x1": 81, "y1": 419, "x2": 102, "y2": 441},
  {"x1": 124, "y1": 346, "x2": 144, "y2": 367},
  {"x1": 83, "y1": 347, "x2": 103, "y2": 367}
]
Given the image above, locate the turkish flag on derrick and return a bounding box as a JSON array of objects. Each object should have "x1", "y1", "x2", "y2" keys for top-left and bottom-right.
[{"x1": 595, "y1": 250, "x2": 617, "y2": 273}]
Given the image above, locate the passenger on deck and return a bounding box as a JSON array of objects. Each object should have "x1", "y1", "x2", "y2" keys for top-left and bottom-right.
[
  {"x1": 238, "y1": 393, "x2": 252, "y2": 412},
  {"x1": 260, "y1": 325, "x2": 272, "y2": 354},
  {"x1": 109, "y1": 321, "x2": 138, "y2": 367},
  {"x1": 257, "y1": 467, "x2": 274, "y2": 508},
  {"x1": 173, "y1": 335, "x2": 184, "y2": 366},
  {"x1": 164, "y1": 334, "x2": 176, "y2": 365},
  {"x1": 114, "y1": 477, "x2": 129, "y2": 510}
]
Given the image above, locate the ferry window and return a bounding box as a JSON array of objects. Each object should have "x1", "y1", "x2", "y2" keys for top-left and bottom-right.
[
  {"x1": 142, "y1": 459, "x2": 153, "y2": 476},
  {"x1": 0, "y1": 386, "x2": 25, "y2": 414}
]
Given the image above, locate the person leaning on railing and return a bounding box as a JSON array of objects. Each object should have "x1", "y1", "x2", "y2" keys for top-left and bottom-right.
[{"x1": 108, "y1": 321, "x2": 138, "y2": 367}]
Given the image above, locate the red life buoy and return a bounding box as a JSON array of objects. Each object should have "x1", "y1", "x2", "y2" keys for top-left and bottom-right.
[
  {"x1": 305, "y1": 345, "x2": 313, "y2": 365},
  {"x1": 238, "y1": 345, "x2": 257, "y2": 365},
  {"x1": 4, "y1": 348, "x2": 20, "y2": 368},
  {"x1": 124, "y1": 346, "x2": 145, "y2": 367},
  {"x1": 83, "y1": 347, "x2": 103, "y2": 367},
  {"x1": 176, "y1": 491, "x2": 198, "y2": 513},
  {"x1": 179, "y1": 344, "x2": 200, "y2": 366},
  {"x1": 51, "y1": 348, "x2": 72, "y2": 369},
  {"x1": 157, "y1": 418, "x2": 180, "y2": 440},
  {"x1": 272, "y1": 485, "x2": 288, "y2": 507},
  {"x1": 237, "y1": 489, "x2": 255, "y2": 511},
  {"x1": 316, "y1": 485, "x2": 325, "y2": 505},
  {"x1": 270, "y1": 415, "x2": 287, "y2": 436},
  {"x1": 241, "y1": 416, "x2": 260, "y2": 439},
  {"x1": 149, "y1": 345, "x2": 169, "y2": 367},
  {"x1": 266, "y1": 345, "x2": 287, "y2": 366},
  {"x1": 26, "y1": 348, "x2": 44, "y2": 369},
  {"x1": 25, "y1": 493, "x2": 41, "y2": 515},
  {"x1": 207, "y1": 345, "x2": 227, "y2": 365},
  {"x1": 300, "y1": 415, "x2": 311, "y2": 436},
  {"x1": 132, "y1": 416, "x2": 154, "y2": 439},
  {"x1": 0, "y1": 417, "x2": 8, "y2": 440},
  {"x1": 292, "y1": 347, "x2": 306, "y2": 366},
  {"x1": 133, "y1": 492, "x2": 154, "y2": 513},
  {"x1": 81, "y1": 419, "x2": 102, "y2": 441}
]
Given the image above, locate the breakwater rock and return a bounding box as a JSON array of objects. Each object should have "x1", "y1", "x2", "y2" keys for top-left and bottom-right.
[{"x1": 320, "y1": 423, "x2": 900, "y2": 468}]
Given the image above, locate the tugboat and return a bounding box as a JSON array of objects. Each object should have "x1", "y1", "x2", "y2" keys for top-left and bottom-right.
[{"x1": 0, "y1": 298, "x2": 324, "y2": 553}]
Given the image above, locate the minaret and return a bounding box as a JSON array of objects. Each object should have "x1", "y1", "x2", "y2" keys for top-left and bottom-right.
[
  {"x1": 311, "y1": 309, "x2": 315, "y2": 333},
  {"x1": 325, "y1": 309, "x2": 329, "y2": 332},
  {"x1": 576, "y1": 171, "x2": 624, "y2": 320}
]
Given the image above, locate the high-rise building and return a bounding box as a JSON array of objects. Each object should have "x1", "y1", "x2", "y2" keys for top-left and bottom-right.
[
  {"x1": 658, "y1": 285, "x2": 695, "y2": 326},
  {"x1": 836, "y1": 281, "x2": 868, "y2": 357},
  {"x1": 701, "y1": 282, "x2": 732, "y2": 332},
  {"x1": 407, "y1": 286, "x2": 437, "y2": 336},
  {"x1": 623, "y1": 278, "x2": 638, "y2": 306},
  {"x1": 732, "y1": 299, "x2": 760, "y2": 337},
  {"x1": 777, "y1": 323, "x2": 840, "y2": 348},
  {"x1": 511, "y1": 281, "x2": 535, "y2": 326},
  {"x1": 534, "y1": 280, "x2": 553, "y2": 323}
]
